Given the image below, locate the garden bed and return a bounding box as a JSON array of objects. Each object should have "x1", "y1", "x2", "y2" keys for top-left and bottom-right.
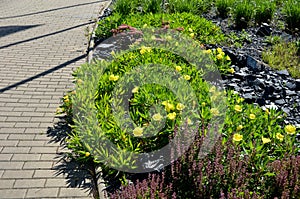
[{"x1": 58, "y1": 0, "x2": 300, "y2": 198}]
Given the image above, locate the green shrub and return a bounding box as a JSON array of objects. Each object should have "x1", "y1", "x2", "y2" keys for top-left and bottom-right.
[
  {"x1": 112, "y1": 0, "x2": 139, "y2": 16},
  {"x1": 141, "y1": 0, "x2": 163, "y2": 14},
  {"x1": 254, "y1": 0, "x2": 276, "y2": 25},
  {"x1": 262, "y1": 41, "x2": 300, "y2": 78},
  {"x1": 282, "y1": 0, "x2": 300, "y2": 31},
  {"x1": 167, "y1": 0, "x2": 211, "y2": 14},
  {"x1": 95, "y1": 12, "x2": 226, "y2": 45},
  {"x1": 215, "y1": 0, "x2": 235, "y2": 18},
  {"x1": 233, "y1": 0, "x2": 254, "y2": 29}
]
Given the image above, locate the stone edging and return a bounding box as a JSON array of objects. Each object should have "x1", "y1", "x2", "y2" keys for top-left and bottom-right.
[{"x1": 87, "y1": 1, "x2": 113, "y2": 64}]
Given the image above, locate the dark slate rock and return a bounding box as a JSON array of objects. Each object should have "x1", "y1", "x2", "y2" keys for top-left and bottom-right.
[
  {"x1": 277, "y1": 69, "x2": 290, "y2": 76},
  {"x1": 275, "y1": 99, "x2": 286, "y2": 105},
  {"x1": 256, "y1": 23, "x2": 272, "y2": 37},
  {"x1": 295, "y1": 79, "x2": 300, "y2": 91},
  {"x1": 243, "y1": 93, "x2": 254, "y2": 100},
  {"x1": 286, "y1": 82, "x2": 296, "y2": 90},
  {"x1": 246, "y1": 56, "x2": 265, "y2": 72}
]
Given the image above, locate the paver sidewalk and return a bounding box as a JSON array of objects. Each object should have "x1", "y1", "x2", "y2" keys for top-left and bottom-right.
[{"x1": 0, "y1": 0, "x2": 110, "y2": 198}]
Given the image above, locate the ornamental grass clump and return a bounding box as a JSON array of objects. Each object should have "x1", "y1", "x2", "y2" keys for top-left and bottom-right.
[
  {"x1": 215, "y1": 0, "x2": 235, "y2": 18},
  {"x1": 282, "y1": 0, "x2": 300, "y2": 31},
  {"x1": 254, "y1": 0, "x2": 276, "y2": 25},
  {"x1": 233, "y1": 0, "x2": 254, "y2": 29},
  {"x1": 167, "y1": 0, "x2": 211, "y2": 15}
]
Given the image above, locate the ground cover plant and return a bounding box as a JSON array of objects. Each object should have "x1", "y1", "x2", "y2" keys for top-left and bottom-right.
[
  {"x1": 58, "y1": 0, "x2": 300, "y2": 198},
  {"x1": 262, "y1": 40, "x2": 300, "y2": 78}
]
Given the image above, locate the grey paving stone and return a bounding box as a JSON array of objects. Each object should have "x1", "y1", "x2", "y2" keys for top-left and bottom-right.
[
  {"x1": 0, "y1": 179, "x2": 15, "y2": 188},
  {"x1": 0, "y1": 162, "x2": 24, "y2": 171},
  {"x1": 26, "y1": 188, "x2": 59, "y2": 198},
  {"x1": 59, "y1": 188, "x2": 90, "y2": 197},
  {"x1": 14, "y1": 179, "x2": 46, "y2": 188},
  {"x1": 0, "y1": 0, "x2": 110, "y2": 198},
  {"x1": 2, "y1": 170, "x2": 34, "y2": 179},
  {"x1": 12, "y1": 154, "x2": 41, "y2": 161},
  {"x1": 23, "y1": 161, "x2": 53, "y2": 169},
  {"x1": 0, "y1": 189, "x2": 27, "y2": 198}
]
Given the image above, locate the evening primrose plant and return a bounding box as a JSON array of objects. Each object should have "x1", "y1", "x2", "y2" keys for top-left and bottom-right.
[{"x1": 224, "y1": 90, "x2": 299, "y2": 174}]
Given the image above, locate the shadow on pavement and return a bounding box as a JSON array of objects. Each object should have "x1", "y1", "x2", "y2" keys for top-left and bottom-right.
[
  {"x1": 0, "y1": 0, "x2": 107, "y2": 20},
  {"x1": 0, "y1": 54, "x2": 86, "y2": 93},
  {"x1": 0, "y1": 21, "x2": 93, "y2": 50},
  {"x1": 46, "y1": 115, "x2": 100, "y2": 198},
  {"x1": 0, "y1": 25, "x2": 42, "y2": 37}
]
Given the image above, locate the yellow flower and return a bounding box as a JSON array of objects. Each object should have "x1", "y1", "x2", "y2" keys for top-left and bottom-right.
[
  {"x1": 201, "y1": 102, "x2": 206, "y2": 106},
  {"x1": 285, "y1": 125, "x2": 296, "y2": 135},
  {"x1": 262, "y1": 137, "x2": 271, "y2": 144},
  {"x1": 249, "y1": 114, "x2": 256, "y2": 120},
  {"x1": 210, "y1": 108, "x2": 219, "y2": 116},
  {"x1": 56, "y1": 107, "x2": 63, "y2": 114},
  {"x1": 236, "y1": 125, "x2": 243, "y2": 131},
  {"x1": 188, "y1": 28, "x2": 193, "y2": 32},
  {"x1": 190, "y1": 33, "x2": 195, "y2": 38},
  {"x1": 175, "y1": 66, "x2": 182, "y2": 72},
  {"x1": 276, "y1": 133, "x2": 284, "y2": 141},
  {"x1": 216, "y1": 53, "x2": 223, "y2": 60},
  {"x1": 152, "y1": 113, "x2": 163, "y2": 121},
  {"x1": 229, "y1": 68, "x2": 235, "y2": 74},
  {"x1": 209, "y1": 86, "x2": 216, "y2": 93},
  {"x1": 187, "y1": 118, "x2": 192, "y2": 125},
  {"x1": 132, "y1": 87, "x2": 139, "y2": 93},
  {"x1": 233, "y1": 133, "x2": 243, "y2": 142},
  {"x1": 133, "y1": 127, "x2": 143, "y2": 137},
  {"x1": 77, "y1": 79, "x2": 83, "y2": 84},
  {"x1": 85, "y1": 152, "x2": 90, "y2": 157},
  {"x1": 167, "y1": 112, "x2": 177, "y2": 120},
  {"x1": 109, "y1": 74, "x2": 119, "y2": 81},
  {"x1": 140, "y1": 46, "x2": 152, "y2": 54},
  {"x1": 234, "y1": 105, "x2": 242, "y2": 112},
  {"x1": 184, "y1": 75, "x2": 191, "y2": 80},
  {"x1": 176, "y1": 103, "x2": 185, "y2": 111},
  {"x1": 217, "y1": 47, "x2": 223, "y2": 53},
  {"x1": 226, "y1": 55, "x2": 231, "y2": 61},
  {"x1": 237, "y1": 97, "x2": 244, "y2": 103},
  {"x1": 204, "y1": 49, "x2": 212, "y2": 54},
  {"x1": 166, "y1": 35, "x2": 172, "y2": 40},
  {"x1": 162, "y1": 101, "x2": 175, "y2": 112}
]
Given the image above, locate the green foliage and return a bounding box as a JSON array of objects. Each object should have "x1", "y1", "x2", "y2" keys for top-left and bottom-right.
[
  {"x1": 254, "y1": 0, "x2": 276, "y2": 25},
  {"x1": 215, "y1": 0, "x2": 235, "y2": 18},
  {"x1": 264, "y1": 35, "x2": 283, "y2": 45},
  {"x1": 262, "y1": 41, "x2": 300, "y2": 78},
  {"x1": 224, "y1": 91, "x2": 298, "y2": 173},
  {"x1": 141, "y1": 0, "x2": 163, "y2": 14},
  {"x1": 112, "y1": 0, "x2": 138, "y2": 16},
  {"x1": 225, "y1": 29, "x2": 252, "y2": 47},
  {"x1": 95, "y1": 12, "x2": 225, "y2": 45},
  {"x1": 233, "y1": 0, "x2": 254, "y2": 29},
  {"x1": 282, "y1": 0, "x2": 300, "y2": 31},
  {"x1": 166, "y1": 0, "x2": 211, "y2": 14}
]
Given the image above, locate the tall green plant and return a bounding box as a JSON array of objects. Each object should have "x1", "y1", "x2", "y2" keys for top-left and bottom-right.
[
  {"x1": 215, "y1": 0, "x2": 235, "y2": 18},
  {"x1": 283, "y1": 0, "x2": 300, "y2": 31},
  {"x1": 233, "y1": 0, "x2": 254, "y2": 29},
  {"x1": 254, "y1": 0, "x2": 276, "y2": 25}
]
